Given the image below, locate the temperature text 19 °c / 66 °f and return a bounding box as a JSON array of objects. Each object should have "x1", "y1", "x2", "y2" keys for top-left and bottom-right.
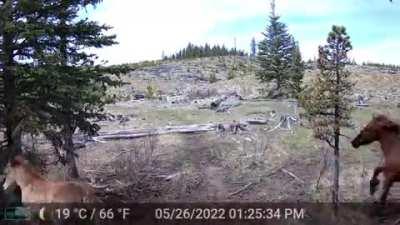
[{"x1": 54, "y1": 208, "x2": 131, "y2": 221}]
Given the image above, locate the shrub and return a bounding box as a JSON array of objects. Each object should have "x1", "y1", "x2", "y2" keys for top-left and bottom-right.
[
  {"x1": 146, "y1": 85, "x2": 156, "y2": 99},
  {"x1": 209, "y1": 72, "x2": 217, "y2": 83},
  {"x1": 227, "y1": 69, "x2": 236, "y2": 80}
]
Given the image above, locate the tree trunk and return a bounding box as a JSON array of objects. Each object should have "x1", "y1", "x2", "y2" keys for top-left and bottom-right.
[
  {"x1": 332, "y1": 130, "x2": 340, "y2": 212},
  {"x1": 63, "y1": 128, "x2": 79, "y2": 180},
  {"x1": 0, "y1": 24, "x2": 22, "y2": 172},
  {"x1": 332, "y1": 54, "x2": 341, "y2": 213},
  {"x1": 276, "y1": 78, "x2": 281, "y2": 90},
  {"x1": 58, "y1": 6, "x2": 79, "y2": 180}
]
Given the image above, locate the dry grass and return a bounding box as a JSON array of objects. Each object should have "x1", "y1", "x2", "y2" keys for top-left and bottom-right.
[
  {"x1": 35, "y1": 57, "x2": 400, "y2": 203},
  {"x1": 74, "y1": 99, "x2": 400, "y2": 202}
]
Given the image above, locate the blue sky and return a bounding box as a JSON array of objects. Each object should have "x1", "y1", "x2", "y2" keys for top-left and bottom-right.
[{"x1": 84, "y1": 0, "x2": 400, "y2": 65}]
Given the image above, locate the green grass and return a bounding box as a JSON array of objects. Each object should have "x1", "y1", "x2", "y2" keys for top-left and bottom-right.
[
  {"x1": 137, "y1": 108, "x2": 219, "y2": 125},
  {"x1": 105, "y1": 100, "x2": 304, "y2": 131},
  {"x1": 283, "y1": 127, "x2": 315, "y2": 154},
  {"x1": 235, "y1": 100, "x2": 294, "y2": 116}
]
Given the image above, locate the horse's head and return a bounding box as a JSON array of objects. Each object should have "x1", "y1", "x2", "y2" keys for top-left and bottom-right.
[
  {"x1": 2, "y1": 156, "x2": 26, "y2": 191},
  {"x1": 352, "y1": 115, "x2": 400, "y2": 148}
]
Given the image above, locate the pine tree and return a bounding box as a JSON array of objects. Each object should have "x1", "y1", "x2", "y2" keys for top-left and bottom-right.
[
  {"x1": 0, "y1": 0, "x2": 53, "y2": 169},
  {"x1": 250, "y1": 37, "x2": 257, "y2": 59},
  {"x1": 300, "y1": 25, "x2": 353, "y2": 207},
  {"x1": 256, "y1": 0, "x2": 297, "y2": 97},
  {"x1": 29, "y1": 1, "x2": 124, "y2": 179},
  {"x1": 288, "y1": 42, "x2": 305, "y2": 97},
  {"x1": 0, "y1": 1, "x2": 124, "y2": 178},
  {"x1": 162, "y1": 50, "x2": 166, "y2": 60},
  {"x1": 167, "y1": 43, "x2": 246, "y2": 60}
]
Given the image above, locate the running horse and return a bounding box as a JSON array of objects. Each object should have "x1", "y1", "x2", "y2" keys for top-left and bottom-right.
[
  {"x1": 1, "y1": 155, "x2": 99, "y2": 203},
  {"x1": 352, "y1": 115, "x2": 400, "y2": 204}
]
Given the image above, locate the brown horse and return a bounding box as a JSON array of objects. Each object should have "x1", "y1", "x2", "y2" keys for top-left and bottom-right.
[
  {"x1": 352, "y1": 115, "x2": 400, "y2": 204},
  {"x1": 2, "y1": 155, "x2": 99, "y2": 203}
]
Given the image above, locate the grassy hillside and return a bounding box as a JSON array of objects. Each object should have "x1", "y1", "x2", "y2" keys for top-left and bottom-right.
[
  {"x1": 41, "y1": 56, "x2": 400, "y2": 204},
  {"x1": 113, "y1": 56, "x2": 400, "y2": 105}
]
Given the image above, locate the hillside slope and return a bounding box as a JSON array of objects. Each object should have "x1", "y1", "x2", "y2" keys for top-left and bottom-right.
[
  {"x1": 38, "y1": 56, "x2": 400, "y2": 207},
  {"x1": 115, "y1": 56, "x2": 400, "y2": 105}
]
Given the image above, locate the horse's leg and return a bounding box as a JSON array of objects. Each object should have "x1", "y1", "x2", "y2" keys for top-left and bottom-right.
[
  {"x1": 379, "y1": 174, "x2": 395, "y2": 205},
  {"x1": 370, "y1": 166, "x2": 385, "y2": 195}
]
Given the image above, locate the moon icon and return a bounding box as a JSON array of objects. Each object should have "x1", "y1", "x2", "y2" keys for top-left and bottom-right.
[{"x1": 39, "y1": 207, "x2": 46, "y2": 221}]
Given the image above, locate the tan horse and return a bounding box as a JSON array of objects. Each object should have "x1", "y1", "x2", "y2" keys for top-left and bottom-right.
[
  {"x1": 352, "y1": 115, "x2": 400, "y2": 204},
  {"x1": 2, "y1": 155, "x2": 99, "y2": 203}
]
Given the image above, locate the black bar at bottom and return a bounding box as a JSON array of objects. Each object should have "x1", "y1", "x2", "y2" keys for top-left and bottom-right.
[{"x1": 0, "y1": 203, "x2": 398, "y2": 225}]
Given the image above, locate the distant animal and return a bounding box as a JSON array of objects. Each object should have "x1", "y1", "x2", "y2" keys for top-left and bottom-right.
[
  {"x1": 2, "y1": 156, "x2": 99, "y2": 203},
  {"x1": 351, "y1": 115, "x2": 400, "y2": 204}
]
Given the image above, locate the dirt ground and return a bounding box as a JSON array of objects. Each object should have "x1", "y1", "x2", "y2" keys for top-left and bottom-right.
[
  {"x1": 77, "y1": 132, "x2": 310, "y2": 202},
  {"x1": 72, "y1": 104, "x2": 400, "y2": 204},
  {"x1": 21, "y1": 82, "x2": 400, "y2": 206},
  {"x1": 15, "y1": 83, "x2": 393, "y2": 205},
  {"x1": 6, "y1": 58, "x2": 400, "y2": 225}
]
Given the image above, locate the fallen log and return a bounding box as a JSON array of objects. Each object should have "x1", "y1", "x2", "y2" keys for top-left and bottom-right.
[
  {"x1": 246, "y1": 118, "x2": 269, "y2": 125},
  {"x1": 91, "y1": 120, "x2": 254, "y2": 142},
  {"x1": 265, "y1": 114, "x2": 298, "y2": 132},
  {"x1": 92, "y1": 123, "x2": 217, "y2": 141}
]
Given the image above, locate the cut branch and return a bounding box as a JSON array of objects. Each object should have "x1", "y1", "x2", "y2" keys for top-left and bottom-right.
[
  {"x1": 280, "y1": 168, "x2": 304, "y2": 184},
  {"x1": 229, "y1": 182, "x2": 255, "y2": 197},
  {"x1": 324, "y1": 139, "x2": 335, "y2": 149}
]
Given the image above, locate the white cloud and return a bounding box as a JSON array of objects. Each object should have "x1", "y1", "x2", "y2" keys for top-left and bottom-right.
[
  {"x1": 85, "y1": 0, "x2": 399, "y2": 65},
  {"x1": 87, "y1": 0, "x2": 211, "y2": 64},
  {"x1": 86, "y1": 0, "x2": 347, "y2": 64},
  {"x1": 350, "y1": 39, "x2": 400, "y2": 65},
  {"x1": 296, "y1": 39, "x2": 400, "y2": 65},
  {"x1": 278, "y1": 0, "x2": 342, "y2": 16},
  {"x1": 86, "y1": 0, "x2": 272, "y2": 64}
]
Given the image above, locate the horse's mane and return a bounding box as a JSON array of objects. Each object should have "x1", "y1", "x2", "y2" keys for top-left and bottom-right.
[
  {"x1": 12, "y1": 156, "x2": 44, "y2": 180},
  {"x1": 20, "y1": 163, "x2": 45, "y2": 180},
  {"x1": 375, "y1": 114, "x2": 400, "y2": 134}
]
